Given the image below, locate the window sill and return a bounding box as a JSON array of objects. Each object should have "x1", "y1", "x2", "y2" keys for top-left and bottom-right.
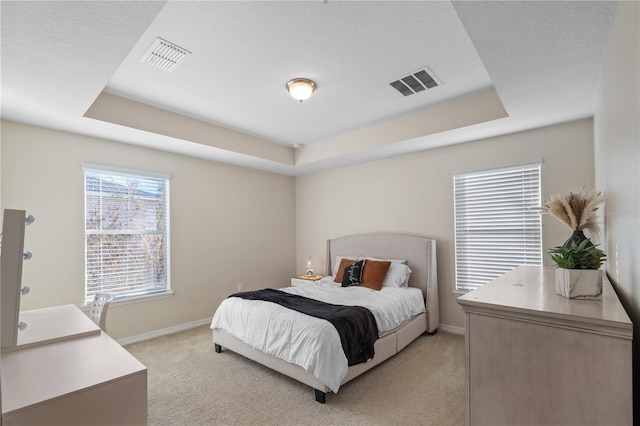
[
  {"x1": 83, "y1": 290, "x2": 174, "y2": 310},
  {"x1": 453, "y1": 289, "x2": 470, "y2": 296}
]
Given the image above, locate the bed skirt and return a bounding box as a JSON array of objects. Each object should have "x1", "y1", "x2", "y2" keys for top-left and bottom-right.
[{"x1": 212, "y1": 312, "x2": 427, "y2": 398}]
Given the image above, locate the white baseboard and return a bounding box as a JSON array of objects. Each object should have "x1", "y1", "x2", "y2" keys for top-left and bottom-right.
[
  {"x1": 117, "y1": 318, "x2": 211, "y2": 346},
  {"x1": 439, "y1": 323, "x2": 465, "y2": 335}
]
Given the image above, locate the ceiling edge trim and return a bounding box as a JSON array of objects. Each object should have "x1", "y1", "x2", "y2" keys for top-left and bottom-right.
[
  {"x1": 295, "y1": 88, "x2": 507, "y2": 166},
  {"x1": 83, "y1": 92, "x2": 295, "y2": 166}
]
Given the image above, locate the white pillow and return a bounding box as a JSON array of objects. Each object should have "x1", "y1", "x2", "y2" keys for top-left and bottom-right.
[
  {"x1": 365, "y1": 257, "x2": 407, "y2": 265},
  {"x1": 382, "y1": 263, "x2": 412, "y2": 288}
]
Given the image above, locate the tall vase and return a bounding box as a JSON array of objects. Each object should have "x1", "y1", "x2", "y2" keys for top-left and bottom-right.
[{"x1": 563, "y1": 230, "x2": 592, "y2": 248}]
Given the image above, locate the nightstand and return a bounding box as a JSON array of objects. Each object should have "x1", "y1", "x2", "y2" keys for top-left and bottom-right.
[{"x1": 291, "y1": 274, "x2": 325, "y2": 287}]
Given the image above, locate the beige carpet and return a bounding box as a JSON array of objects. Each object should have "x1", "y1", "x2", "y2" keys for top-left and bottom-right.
[{"x1": 126, "y1": 325, "x2": 466, "y2": 426}]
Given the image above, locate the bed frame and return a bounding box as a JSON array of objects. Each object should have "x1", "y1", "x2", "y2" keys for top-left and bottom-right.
[{"x1": 213, "y1": 233, "x2": 438, "y2": 403}]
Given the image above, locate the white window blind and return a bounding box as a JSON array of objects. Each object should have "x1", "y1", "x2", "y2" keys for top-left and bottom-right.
[
  {"x1": 454, "y1": 163, "x2": 542, "y2": 292},
  {"x1": 84, "y1": 166, "x2": 170, "y2": 302}
]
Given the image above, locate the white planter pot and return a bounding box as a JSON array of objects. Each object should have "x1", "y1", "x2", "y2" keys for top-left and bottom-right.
[{"x1": 555, "y1": 268, "x2": 603, "y2": 300}]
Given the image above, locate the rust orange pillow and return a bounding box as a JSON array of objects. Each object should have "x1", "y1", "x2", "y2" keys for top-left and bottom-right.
[
  {"x1": 359, "y1": 260, "x2": 391, "y2": 291},
  {"x1": 334, "y1": 258, "x2": 358, "y2": 283}
]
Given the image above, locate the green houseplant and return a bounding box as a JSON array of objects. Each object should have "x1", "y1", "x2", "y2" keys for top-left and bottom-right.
[
  {"x1": 538, "y1": 188, "x2": 607, "y2": 300},
  {"x1": 549, "y1": 239, "x2": 606, "y2": 300},
  {"x1": 548, "y1": 239, "x2": 607, "y2": 270},
  {"x1": 548, "y1": 239, "x2": 607, "y2": 300}
]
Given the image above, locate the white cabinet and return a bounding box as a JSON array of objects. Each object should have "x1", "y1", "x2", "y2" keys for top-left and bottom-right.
[
  {"x1": 1, "y1": 305, "x2": 147, "y2": 425},
  {"x1": 1, "y1": 209, "x2": 147, "y2": 425},
  {"x1": 457, "y1": 266, "x2": 632, "y2": 426}
]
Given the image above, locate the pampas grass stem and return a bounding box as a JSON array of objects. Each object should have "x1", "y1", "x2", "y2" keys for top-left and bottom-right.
[{"x1": 537, "y1": 188, "x2": 604, "y2": 238}]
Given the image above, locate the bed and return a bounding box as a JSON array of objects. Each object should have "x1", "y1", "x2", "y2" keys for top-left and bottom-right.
[{"x1": 211, "y1": 233, "x2": 438, "y2": 403}]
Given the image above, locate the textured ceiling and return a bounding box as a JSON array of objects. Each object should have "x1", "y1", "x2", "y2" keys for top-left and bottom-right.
[
  {"x1": 0, "y1": 1, "x2": 616, "y2": 176},
  {"x1": 105, "y1": 1, "x2": 492, "y2": 146}
]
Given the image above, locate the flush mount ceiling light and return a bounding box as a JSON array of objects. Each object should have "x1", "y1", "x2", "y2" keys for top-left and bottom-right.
[{"x1": 286, "y1": 78, "x2": 316, "y2": 102}]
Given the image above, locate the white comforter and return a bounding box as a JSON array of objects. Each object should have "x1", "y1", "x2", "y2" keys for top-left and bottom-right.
[{"x1": 210, "y1": 278, "x2": 425, "y2": 392}]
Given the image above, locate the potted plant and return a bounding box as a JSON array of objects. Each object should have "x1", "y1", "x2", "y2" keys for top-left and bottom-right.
[
  {"x1": 548, "y1": 239, "x2": 606, "y2": 299},
  {"x1": 537, "y1": 187, "x2": 607, "y2": 299}
]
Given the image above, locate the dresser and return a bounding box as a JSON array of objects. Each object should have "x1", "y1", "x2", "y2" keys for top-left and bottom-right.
[
  {"x1": 1, "y1": 305, "x2": 147, "y2": 425},
  {"x1": 457, "y1": 266, "x2": 632, "y2": 426}
]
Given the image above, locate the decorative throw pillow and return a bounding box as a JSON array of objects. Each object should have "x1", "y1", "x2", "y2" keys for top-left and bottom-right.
[
  {"x1": 342, "y1": 260, "x2": 365, "y2": 287},
  {"x1": 334, "y1": 258, "x2": 358, "y2": 283},
  {"x1": 333, "y1": 256, "x2": 359, "y2": 276},
  {"x1": 359, "y1": 260, "x2": 391, "y2": 291}
]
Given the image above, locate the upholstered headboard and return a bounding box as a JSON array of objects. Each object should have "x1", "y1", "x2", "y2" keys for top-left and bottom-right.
[{"x1": 325, "y1": 233, "x2": 439, "y2": 333}]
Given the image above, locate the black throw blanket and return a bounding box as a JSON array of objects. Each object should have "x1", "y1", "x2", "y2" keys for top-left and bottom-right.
[{"x1": 230, "y1": 289, "x2": 379, "y2": 366}]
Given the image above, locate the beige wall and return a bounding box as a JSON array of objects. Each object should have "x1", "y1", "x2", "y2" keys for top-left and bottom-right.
[
  {"x1": 0, "y1": 127, "x2": 2, "y2": 214},
  {"x1": 593, "y1": 2, "x2": 639, "y2": 417},
  {"x1": 594, "y1": 2, "x2": 639, "y2": 329},
  {"x1": 1, "y1": 120, "x2": 296, "y2": 340},
  {"x1": 296, "y1": 119, "x2": 595, "y2": 329},
  {"x1": 0, "y1": 118, "x2": 600, "y2": 335}
]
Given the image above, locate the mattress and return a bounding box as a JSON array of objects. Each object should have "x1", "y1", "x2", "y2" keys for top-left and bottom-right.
[{"x1": 210, "y1": 279, "x2": 425, "y2": 392}]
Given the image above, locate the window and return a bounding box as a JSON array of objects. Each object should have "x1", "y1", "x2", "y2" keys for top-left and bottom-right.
[
  {"x1": 84, "y1": 165, "x2": 170, "y2": 303},
  {"x1": 454, "y1": 163, "x2": 542, "y2": 292}
]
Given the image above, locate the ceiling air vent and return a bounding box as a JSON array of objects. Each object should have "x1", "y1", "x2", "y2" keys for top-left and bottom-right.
[
  {"x1": 140, "y1": 37, "x2": 190, "y2": 72},
  {"x1": 389, "y1": 67, "x2": 440, "y2": 97}
]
